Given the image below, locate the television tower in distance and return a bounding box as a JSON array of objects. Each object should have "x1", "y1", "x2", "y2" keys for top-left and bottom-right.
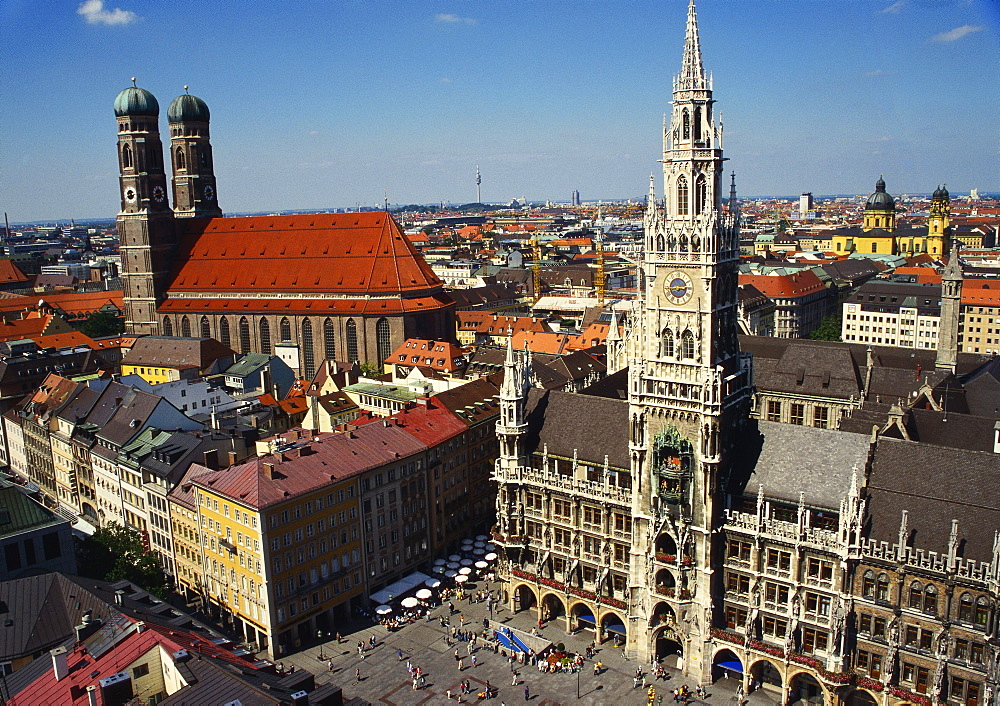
[{"x1": 476, "y1": 164, "x2": 482, "y2": 204}]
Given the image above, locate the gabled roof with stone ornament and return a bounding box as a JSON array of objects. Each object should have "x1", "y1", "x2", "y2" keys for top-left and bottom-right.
[{"x1": 165, "y1": 213, "x2": 445, "y2": 301}]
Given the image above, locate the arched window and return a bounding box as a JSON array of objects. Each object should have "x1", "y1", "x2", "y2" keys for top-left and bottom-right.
[
  {"x1": 876, "y1": 574, "x2": 890, "y2": 601},
  {"x1": 693, "y1": 107, "x2": 701, "y2": 141},
  {"x1": 959, "y1": 593, "x2": 974, "y2": 622},
  {"x1": 180, "y1": 316, "x2": 191, "y2": 338},
  {"x1": 200, "y1": 316, "x2": 210, "y2": 339},
  {"x1": 656, "y1": 234, "x2": 665, "y2": 251},
  {"x1": 323, "y1": 318, "x2": 336, "y2": 360},
  {"x1": 923, "y1": 585, "x2": 937, "y2": 615},
  {"x1": 976, "y1": 597, "x2": 990, "y2": 626},
  {"x1": 862, "y1": 570, "x2": 876, "y2": 598},
  {"x1": 238, "y1": 317, "x2": 251, "y2": 355},
  {"x1": 219, "y1": 317, "x2": 231, "y2": 347},
  {"x1": 302, "y1": 319, "x2": 315, "y2": 378},
  {"x1": 346, "y1": 319, "x2": 358, "y2": 363},
  {"x1": 175, "y1": 147, "x2": 186, "y2": 171},
  {"x1": 682, "y1": 109, "x2": 690, "y2": 140},
  {"x1": 679, "y1": 235, "x2": 688, "y2": 253},
  {"x1": 677, "y1": 176, "x2": 689, "y2": 216},
  {"x1": 908, "y1": 581, "x2": 923, "y2": 609},
  {"x1": 259, "y1": 318, "x2": 272, "y2": 355},
  {"x1": 694, "y1": 175, "x2": 706, "y2": 215},
  {"x1": 122, "y1": 144, "x2": 132, "y2": 169},
  {"x1": 162, "y1": 317, "x2": 173, "y2": 336},
  {"x1": 376, "y1": 318, "x2": 392, "y2": 364},
  {"x1": 660, "y1": 328, "x2": 674, "y2": 358},
  {"x1": 279, "y1": 317, "x2": 291, "y2": 342},
  {"x1": 681, "y1": 330, "x2": 695, "y2": 359}
]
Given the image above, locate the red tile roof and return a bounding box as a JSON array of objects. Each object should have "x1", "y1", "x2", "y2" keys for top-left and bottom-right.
[
  {"x1": 158, "y1": 293, "x2": 453, "y2": 315},
  {"x1": 386, "y1": 339, "x2": 466, "y2": 372},
  {"x1": 167, "y1": 213, "x2": 443, "y2": 297},
  {"x1": 0, "y1": 259, "x2": 30, "y2": 284},
  {"x1": 739, "y1": 271, "x2": 826, "y2": 298},
  {"x1": 0, "y1": 290, "x2": 124, "y2": 320}
]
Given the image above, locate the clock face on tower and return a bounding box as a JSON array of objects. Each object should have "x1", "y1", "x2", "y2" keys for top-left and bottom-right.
[
  {"x1": 124, "y1": 188, "x2": 136, "y2": 203},
  {"x1": 152, "y1": 185, "x2": 166, "y2": 203},
  {"x1": 203, "y1": 185, "x2": 215, "y2": 201},
  {"x1": 663, "y1": 271, "x2": 694, "y2": 305}
]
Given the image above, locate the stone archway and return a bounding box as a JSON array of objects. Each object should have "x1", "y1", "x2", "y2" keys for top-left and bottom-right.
[
  {"x1": 653, "y1": 625, "x2": 684, "y2": 668},
  {"x1": 601, "y1": 611, "x2": 627, "y2": 647},
  {"x1": 513, "y1": 583, "x2": 537, "y2": 614},
  {"x1": 570, "y1": 602, "x2": 596, "y2": 634},
  {"x1": 711, "y1": 648, "x2": 743, "y2": 684},
  {"x1": 655, "y1": 532, "x2": 678, "y2": 557},
  {"x1": 540, "y1": 592, "x2": 565, "y2": 624},
  {"x1": 846, "y1": 690, "x2": 879, "y2": 706},
  {"x1": 788, "y1": 671, "x2": 825, "y2": 705},
  {"x1": 749, "y1": 659, "x2": 783, "y2": 696}
]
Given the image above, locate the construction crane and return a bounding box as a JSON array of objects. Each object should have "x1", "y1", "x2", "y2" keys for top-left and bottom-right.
[
  {"x1": 595, "y1": 228, "x2": 606, "y2": 306},
  {"x1": 531, "y1": 233, "x2": 542, "y2": 306}
]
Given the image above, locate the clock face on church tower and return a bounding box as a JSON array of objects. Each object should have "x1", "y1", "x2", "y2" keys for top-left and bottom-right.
[{"x1": 662, "y1": 270, "x2": 694, "y2": 305}]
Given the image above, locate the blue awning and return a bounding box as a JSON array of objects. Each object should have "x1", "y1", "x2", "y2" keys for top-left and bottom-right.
[
  {"x1": 577, "y1": 614, "x2": 595, "y2": 623},
  {"x1": 605, "y1": 623, "x2": 626, "y2": 635},
  {"x1": 717, "y1": 660, "x2": 743, "y2": 673}
]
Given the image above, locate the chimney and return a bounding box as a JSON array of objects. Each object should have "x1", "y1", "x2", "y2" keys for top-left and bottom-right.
[
  {"x1": 227, "y1": 450, "x2": 239, "y2": 467},
  {"x1": 86, "y1": 685, "x2": 99, "y2": 706},
  {"x1": 416, "y1": 396, "x2": 430, "y2": 408},
  {"x1": 114, "y1": 589, "x2": 125, "y2": 606},
  {"x1": 136, "y1": 621, "x2": 146, "y2": 633},
  {"x1": 203, "y1": 449, "x2": 219, "y2": 470},
  {"x1": 290, "y1": 690, "x2": 309, "y2": 705},
  {"x1": 51, "y1": 646, "x2": 69, "y2": 681},
  {"x1": 994, "y1": 421, "x2": 1000, "y2": 454},
  {"x1": 263, "y1": 462, "x2": 278, "y2": 479}
]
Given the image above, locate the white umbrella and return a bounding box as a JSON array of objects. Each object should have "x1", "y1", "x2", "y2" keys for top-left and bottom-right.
[
  {"x1": 484, "y1": 552, "x2": 498, "y2": 561},
  {"x1": 415, "y1": 588, "x2": 432, "y2": 600},
  {"x1": 434, "y1": 558, "x2": 447, "y2": 566},
  {"x1": 445, "y1": 569, "x2": 458, "y2": 578},
  {"x1": 475, "y1": 560, "x2": 488, "y2": 569},
  {"x1": 485, "y1": 543, "x2": 496, "y2": 551},
  {"x1": 447, "y1": 562, "x2": 460, "y2": 569},
  {"x1": 433, "y1": 566, "x2": 446, "y2": 574},
  {"x1": 401, "y1": 597, "x2": 419, "y2": 608},
  {"x1": 474, "y1": 541, "x2": 486, "y2": 548},
  {"x1": 448, "y1": 554, "x2": 461, "y2": 562},
  {"x1": 473, "y1": 548, "x2": 486, "y2": 555},
  {"x1": 375, "y1": 605, "x2": 392, "y2": 615},
  {"x1": 454, "y1": 574, "x2": 469, "y2": 583},
  {"x1": 459, "y1": 567, "x2": 472, "y2": 575},
  {"x1": 476, "y1": 534, "x2": 488, "y2": 541},
  {"x1": 460, "y1": 558, "x2": 474, "y2": 566},
  {"x1": 424, "y1": 578, "x2": 441, "y2": 588}
]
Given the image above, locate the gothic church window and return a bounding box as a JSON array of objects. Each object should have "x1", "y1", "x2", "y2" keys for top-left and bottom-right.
[
  {"x1": 259, "y1": 319, "x2": 272, "y2": 355},
  {"x1": 694, "y1": 175, "x2": 706, "y2": 215},
  {"x1": 661, "y1": 328, "x2": 674, "y2": 357},
  {"x1": 677, "y1": 176, "x2": 689, "y2": 216},
  {"x1": 162, "y1": 317, "x2": 173, "y2": 336},
  {"x1": 176, "y1": 147, "x2": 186, "y2": 171},
  {"x1": 376, "y1": 318, "x2": 391, "y2": 365},
  {"x1": 239, "y1": 317, "x2": 251, "y2": 355},
  {"x1": 323, "y1": 318, "x2": 336, "y2": 360},
  {"x1": 681, "y1": 330, "x2": 695, "y2": 359},
  {"x1": 346, "y1": 319, "x2": 358, "y2": 363},
  {"x1": 200, "y1": 316, "x2": 210, "y2": 339},
  {"x1": 122, "y1": 144, "x2": 132, "y2": 169},
  {"x1": 693, "y1": 107, "x2": 701, "y2": 140},
  {"x1": 302, "y1": 319, "x2": 315, "y2": 378},
  {"x1": 682, "y1": 109, "x2": 690, "y2": 140},
  {"x1": 280, "y1": 317, "x2": 292, "y2": 342},
  {"x1": 180, "y1": 316, "x2": 191, "y2": 338},
  {"x1": 219, "y1": 318, "x2": 231, "y2": 347}
]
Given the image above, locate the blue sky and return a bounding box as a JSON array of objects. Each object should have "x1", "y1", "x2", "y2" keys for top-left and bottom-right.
[{"x1": 2, "y1": 0, "x2": 997, "y2": 222}]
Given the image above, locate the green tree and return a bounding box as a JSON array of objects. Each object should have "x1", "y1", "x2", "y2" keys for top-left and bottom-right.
[
  {"x1": 79, "y1": 522, "x2": 168, "y2": 596},
  {"x1": 359, "y1": 361, "x2": 384, "y2": 378},
  {"x1": 77, "y1": 311, "x2": 125, "y2": 337},
  {"x1": 809, "y1": 313, "x2": 842, "y2": 341}
]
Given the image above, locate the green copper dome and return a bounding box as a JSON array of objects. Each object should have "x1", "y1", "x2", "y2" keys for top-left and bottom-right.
[
  {"x1": 865, "y1": 177, "x2": 895, "y2": 211},
  {"x1": 933, "y1": 184, "x2": 949, "y2": 200},
  {"x1": 114, "y1": 84, "x2": 159, "y2": 117},
  {"x1": 167, "y1": 91, "x2": 210, "y2": 123}
]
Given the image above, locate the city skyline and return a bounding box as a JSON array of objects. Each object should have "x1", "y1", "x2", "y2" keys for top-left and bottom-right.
[{"x1": 2, "y1": 0, "x2": 998, "y2": 222}]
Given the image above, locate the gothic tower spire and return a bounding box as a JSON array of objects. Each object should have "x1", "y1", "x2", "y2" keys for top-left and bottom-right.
[{"x1": 678, "y1": 0, "x2": 707, "y2": 91}]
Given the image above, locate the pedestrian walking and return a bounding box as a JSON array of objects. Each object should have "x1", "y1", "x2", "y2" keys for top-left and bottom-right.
[
  {"x1": 355, "y1": 667, "x2": 361, "y2": 683},
  {"x1": 472, "y1": 654, "x2": 478, "y2": 667},
  {"x1": 524, "y1": 685, "x2": 530, "y2": 701},
  {"x1": 458, "y1": 657, "x2": 464, "y2": 670},
  {"x1": 397, "y1": 648, "x2": 404, "y2": 661},
  {"x1": 512, "y1": 672, "x2": 518, "y2": 686}
]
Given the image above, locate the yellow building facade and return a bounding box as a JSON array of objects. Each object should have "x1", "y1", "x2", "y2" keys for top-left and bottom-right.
[{"x1": 833, "y1": 180, "x2": 950, "y2": 258}]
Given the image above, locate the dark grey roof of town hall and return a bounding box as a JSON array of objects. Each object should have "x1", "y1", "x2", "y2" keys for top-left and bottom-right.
[
  {"x1": 523, "y1": 387, "x2": 630, "y2": 469},
  {"x1": 866, "y1": 437, "x2": 1000, "y2": 563},
  {"x1": 729, "y1": 420, "x2": 871, "y2": 510}
]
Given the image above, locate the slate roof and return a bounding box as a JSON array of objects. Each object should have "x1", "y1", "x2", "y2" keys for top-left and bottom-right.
[
  {"x1": 223, "y1": 352, "x2": 274, "y2": 377},
  {"x1": 866, "y1": 437, "x2": 1000, "y2": 562},
  {"x1": 433, "y1": 374, "x2": 503, "y2": 427},
  {"x1": 522, "y1": 387, "x2": 630, "y2": 469},
  {"x1": 882, "y1": 407, "x2": 999, "y2": 453},
  {"x1": 728, "y1": 421, "x2": 871, "y2": 509},
  {"x1": 121, "y1": 336, "x2": 235, "y2": 371},
  {"x1": 0, "y1": 481, "x2": 65, "y2": 537}
]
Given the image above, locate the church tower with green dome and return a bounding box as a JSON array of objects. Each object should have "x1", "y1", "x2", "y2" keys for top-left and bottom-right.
[
  {"x1": 168, "y1": 88, "x2": 222, "y2": 219},
  {"x1": 115, "y1": 80, "x2": 178, "y2": 336}
]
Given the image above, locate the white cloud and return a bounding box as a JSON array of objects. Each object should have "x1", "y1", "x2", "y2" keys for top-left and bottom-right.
[
  {"x1": 439, "y1": 77, "x2": 453, "y2": 83},
  {"x1": 77, "y1": 0, "x2": 138, "y2": 26},
  {"x1": 862, "y1": 69, "x2": 892, "y2": 77},
  {"x1": 930, "y1": 24, "x2": 984, "y2": 42},
  {"x1": 435, "y1": 13, "x2": 477, "y2": 25},
  {"x1": 881, "y1": 1, "x2": 906, "y2": 14}
]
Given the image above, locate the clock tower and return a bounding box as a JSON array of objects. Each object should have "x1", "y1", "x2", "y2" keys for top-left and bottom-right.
[
  {"x1": 625, "y1": 0, "x2": 752, "y2": 675},
  {"x1": 115, "y1": 80, "x2": 177, "y2": 336},
  {"x1": 168, "y1": 88, "x2": 222, "y2": 218}
]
